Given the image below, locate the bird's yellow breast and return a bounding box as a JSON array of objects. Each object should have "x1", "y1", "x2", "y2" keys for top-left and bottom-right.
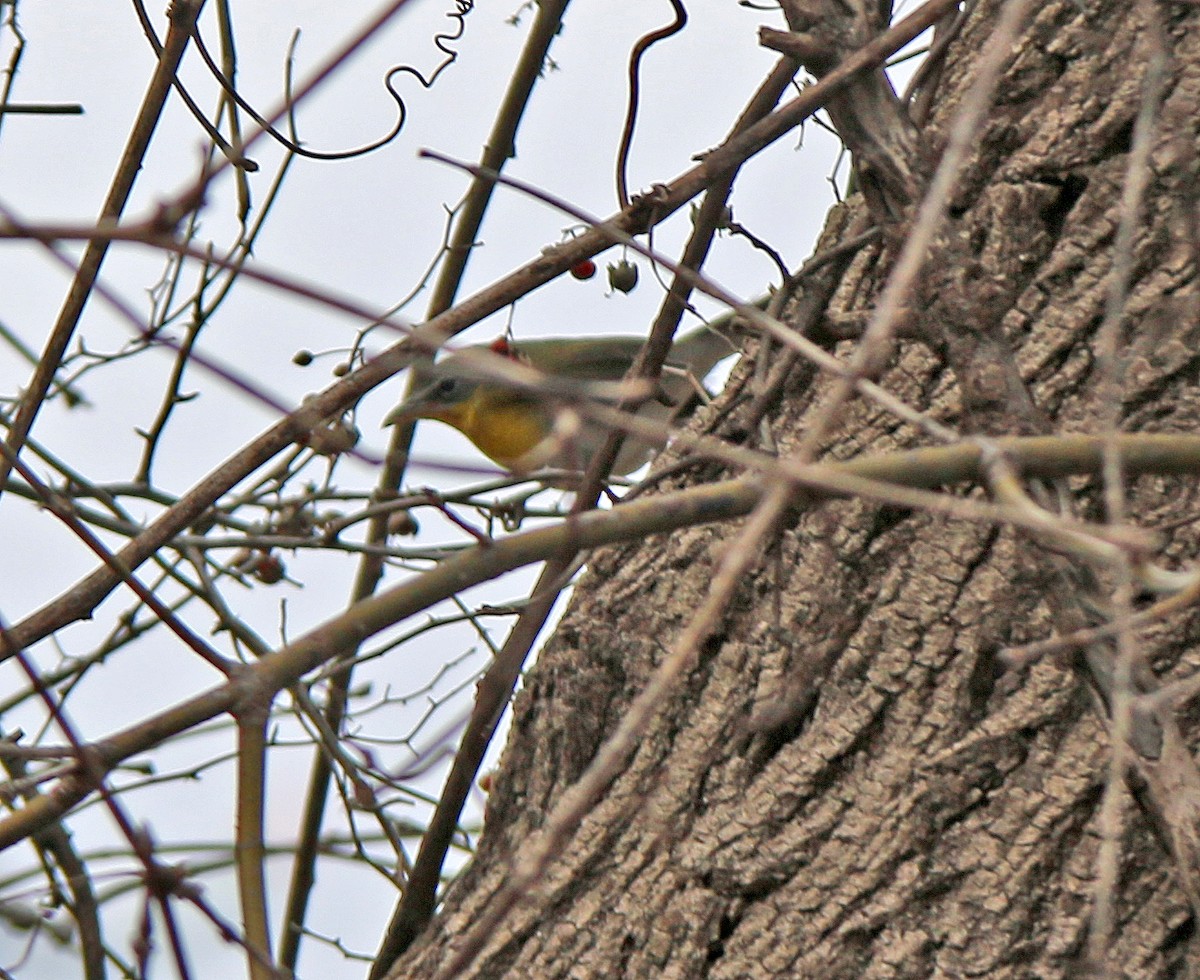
[{"x1": 439, "y1": 390, "x2": 552, "y2": 470}]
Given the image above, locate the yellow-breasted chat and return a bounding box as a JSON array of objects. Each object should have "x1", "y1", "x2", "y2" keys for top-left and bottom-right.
[{"x1": 384, "y1": 325, "x2": 739, "y2": 476}]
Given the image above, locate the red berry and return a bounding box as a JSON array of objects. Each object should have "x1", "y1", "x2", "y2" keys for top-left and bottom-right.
[
  {"x1": 251, "y1": 552, "x2": 285, "y2": 585},
  {"x1": 570, "y1": 259, "x2": 597, "y2": 280}
]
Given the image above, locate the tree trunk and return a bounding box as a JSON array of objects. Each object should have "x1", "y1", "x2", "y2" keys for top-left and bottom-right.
[{"x1": 392, "y1": 1, "x2": 1200, "y2": 976}]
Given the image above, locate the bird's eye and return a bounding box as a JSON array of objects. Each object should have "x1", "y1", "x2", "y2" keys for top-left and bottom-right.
[{"x1": 435, "y1": 377, "x2": 459, "y2": 398}]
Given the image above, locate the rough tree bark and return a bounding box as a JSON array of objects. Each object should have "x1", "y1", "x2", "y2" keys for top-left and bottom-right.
[{"x1": 392, "y1": 1, "x2": 1200, "y2": 976}]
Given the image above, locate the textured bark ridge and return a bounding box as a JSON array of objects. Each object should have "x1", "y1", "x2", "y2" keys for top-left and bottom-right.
[{"x1": 395, "y1": 2, "x2": 1200, "y2": 977}]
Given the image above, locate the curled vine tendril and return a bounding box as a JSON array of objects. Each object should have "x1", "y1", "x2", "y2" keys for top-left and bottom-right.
[
  {"x1": 192, "y1": 1, "x2": 475, "y2": 162},
  {"x1": 616, "y1": 0, "x2": 688, "y2": 210}
]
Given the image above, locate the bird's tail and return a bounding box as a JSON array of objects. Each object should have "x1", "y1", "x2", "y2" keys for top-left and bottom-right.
[{"x1": 670, "y1": 322, "x2": 743, "y2": 382}]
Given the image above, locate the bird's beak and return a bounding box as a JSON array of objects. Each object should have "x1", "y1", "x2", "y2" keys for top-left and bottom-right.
[
  {"x1": 382, "y1": 400, "x2": 415, "y2": 427},
  {"x1": 382, "y1": 370, "x2": 441, "y2": 427},
  {"x1": 384, "y1": 372, "x2": 458, "y2": 427},
  {"x1": 384, "y1": 378, "x2": 438, "y2": 426}
]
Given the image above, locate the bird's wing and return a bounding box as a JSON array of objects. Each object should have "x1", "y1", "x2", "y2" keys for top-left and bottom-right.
[{"x1": 512, "y1": 336, "x2": 648, "y2": 381}]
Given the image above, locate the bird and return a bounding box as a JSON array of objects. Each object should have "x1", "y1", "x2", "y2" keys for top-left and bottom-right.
[{"x1": 383, "y1": 325, "x2": 739, "y2": 477}]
